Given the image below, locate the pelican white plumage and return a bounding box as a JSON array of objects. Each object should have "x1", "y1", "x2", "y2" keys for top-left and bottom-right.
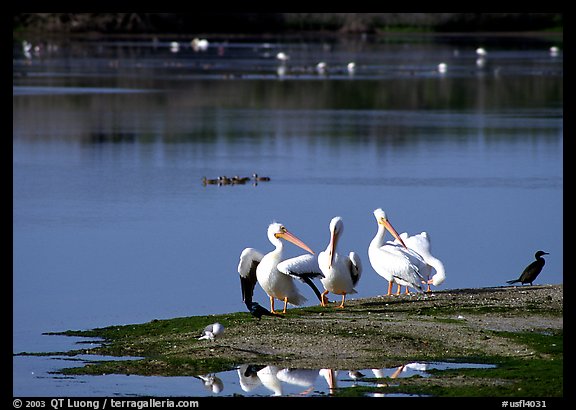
[
  {"x1": 396, "y1": 231, "x2": 446, "y2": 292},
  {"x1": 318, "y1": 217, "x2": 362, "y2": 308},
  {"x1": 368, "y1": 208, "x2": 426, "y2": 296},
  {"x1": 278, "y1": 216, "x2": 361, "y2": 308},
  {"x1": 238, "y1": 222, "x2": 323, "y2": 314}
]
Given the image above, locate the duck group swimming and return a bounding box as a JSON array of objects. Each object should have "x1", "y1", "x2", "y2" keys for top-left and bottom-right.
[{"x1": 202, "y1": 174, "x2": 271, "y2": 186}]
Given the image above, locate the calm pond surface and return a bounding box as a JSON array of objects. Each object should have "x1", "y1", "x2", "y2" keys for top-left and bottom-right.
[{"x1": 13, "y1": 33, "x2": 562, "y2": 396}]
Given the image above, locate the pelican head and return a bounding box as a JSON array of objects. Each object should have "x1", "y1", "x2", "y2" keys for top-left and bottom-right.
[
  {"x1": 373, "y1": 208, "x2": 407, "y2": 248},
  {"x1": 268, "y1": 222, "x2": 315, "y2": 255},
  {"x1": 327, "y1": 216, "x2": 344, "y2": 269}
]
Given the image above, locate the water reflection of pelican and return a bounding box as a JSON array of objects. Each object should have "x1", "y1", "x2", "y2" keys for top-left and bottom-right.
[
  {"x1": 257, "y1": 365, "x2": 283, "y2": 396},
  {"x1": 238, "y1": 364, "x2": 264, "y2": 393},
  {"x1": 277, "y1": 368, "x2": 320, "y2": 395},
  {"x1": 319, "y1": 368, "x2": 338, "y2": 394}
]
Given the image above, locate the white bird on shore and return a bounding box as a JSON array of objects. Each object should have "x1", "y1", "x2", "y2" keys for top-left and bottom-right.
[
  {"x1": 368, "y1": 209, "x2": 426, "y2": 296},
  {"x1": 278, "y1": 216, "x2": 361, "y2": 308},
  {"x1": 198, "y1": 322, "x2": 224, "y2": 341},
  {"x1": 395, "y1": 231, "x2": 446, "y2": 292},
  {"x1": 238, "y1": 222, "x2": 322, "y2": 314}
]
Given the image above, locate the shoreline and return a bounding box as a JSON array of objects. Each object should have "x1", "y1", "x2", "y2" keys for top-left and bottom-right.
[{"x1": 27, "y1": 284, "x2": 563, "y2": 396}]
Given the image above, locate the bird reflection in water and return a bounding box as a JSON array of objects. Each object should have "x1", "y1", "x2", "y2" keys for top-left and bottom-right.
[
  {"x1": 194, "y1": 361, "x2": 491, "y2": 396},
  {"x1": 235, "y1": 365, "x2": 337, "y2": 396},
  {"x1": 193, "y1": 374, "x2": 224, "y2": 394}
]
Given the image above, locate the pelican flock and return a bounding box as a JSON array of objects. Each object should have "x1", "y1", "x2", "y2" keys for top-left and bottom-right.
[{"x1": 233, "y1": 209, "x2": 452, "y2": 316}]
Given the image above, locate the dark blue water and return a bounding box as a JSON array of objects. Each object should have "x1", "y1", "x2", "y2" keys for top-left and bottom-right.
[{"x1": 13, "y1": 34, "x2": 562, "y2": 396}]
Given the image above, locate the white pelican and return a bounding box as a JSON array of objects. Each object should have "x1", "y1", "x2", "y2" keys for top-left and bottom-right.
[
  {"x1": 395, "y1": 231, "x2": 446, "y2": 292},
  {"x1": 238, "y1": 222, "x2": 322, "y2": 314},
  {"x1": 277, "y1": 216, "x2": 361, "y2": 308},
  {"x1": 368, "y1": 208, "x2": 426, "y2": 296},
  {"x1": 318, "y1": 217, "x2": 361, "y2": 307},
  {"x1": 198, "y1": 322, "x2": 224, "y2": 341}
]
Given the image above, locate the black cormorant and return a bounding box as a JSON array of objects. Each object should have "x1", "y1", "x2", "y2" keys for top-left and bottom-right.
[{"x1": 507, "y1": 251, "x2": 549, "y2": 286}]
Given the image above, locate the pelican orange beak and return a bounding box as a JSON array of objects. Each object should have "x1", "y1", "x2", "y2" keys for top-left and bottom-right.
[
  {"x1": 276, "y1": 229, "x2": 315, "y2": 255},
  {"x1": 327, "y1": 228, "x2": 339, "y2": 269},
  {"x1": 379, "y1": 217, "x2": 408, "y2": 249}
]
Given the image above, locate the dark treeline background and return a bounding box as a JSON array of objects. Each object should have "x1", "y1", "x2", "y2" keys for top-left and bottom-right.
[{"x1": 14, "y1": 13, "x2": 563, "y2": 34}]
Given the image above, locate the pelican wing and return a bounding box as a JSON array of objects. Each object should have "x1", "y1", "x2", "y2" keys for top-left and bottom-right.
[
  {"x1": 380, "y1": 243, "x2": 426, "y2": 291},
  {"x1": 277, "y1": 254, "x2": 324, "y2": 279},
  {"x1": 404, "y1": 232, "x2": 432, "y2": 254},
  {"x1": 238, "y1": 248, "x2": 264, "y2": 305},
  {"x1": 277, "y1": 254, "x2": 325, "y2": 302},
  {"x1": 347, "y1": 251, "x2": 362, "y2": 286}
]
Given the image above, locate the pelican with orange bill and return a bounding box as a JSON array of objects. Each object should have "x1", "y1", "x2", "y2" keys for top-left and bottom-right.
[
  {"x1": 238, "y1": 222, "x2": 323, "y2": 314},
  {"x1": 368, "y1": 208, "x2": 427, "y2": 296}
]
